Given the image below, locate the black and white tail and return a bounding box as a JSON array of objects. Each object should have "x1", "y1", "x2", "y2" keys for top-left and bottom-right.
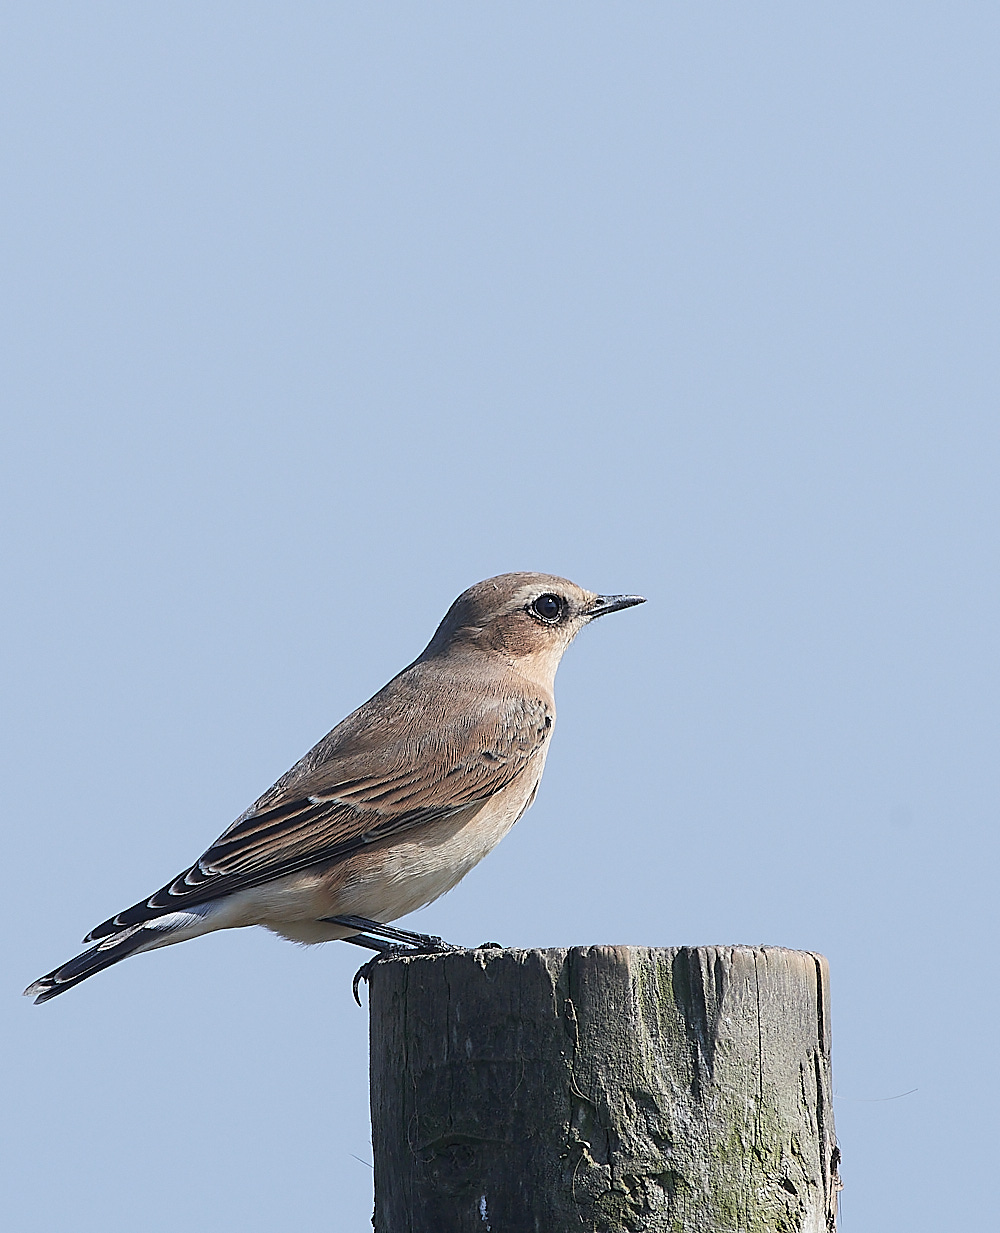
[
  {"x1": 24, "y1": 926, "x2": 158, "y2": 1004},
  {"x1": 24, "y1": 905, "x2": 220, "y2": 1004}
]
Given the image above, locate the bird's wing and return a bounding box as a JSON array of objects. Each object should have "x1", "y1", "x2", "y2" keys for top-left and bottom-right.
[{"x1": 85, "y1": 688, "x2": 552, "y2": 940}]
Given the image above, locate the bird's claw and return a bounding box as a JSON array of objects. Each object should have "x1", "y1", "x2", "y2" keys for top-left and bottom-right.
[
  {"x1": 353, "y1": 949, "x2": 402, "y2": 1005},
  {"x1": 351, "y1": 937, "x2": 465, "y2": 1006}
]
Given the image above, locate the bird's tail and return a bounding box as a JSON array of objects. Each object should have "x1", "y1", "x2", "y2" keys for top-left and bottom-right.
[
  {"x1": 26, "y1": 901, "x2": 228, "y2": 1004},
  {"x1": 25, "y1": 925, "x2": 163, "y2": 1004},
  {"x1": 23, "y1": 912, "x2": 196, "y2": 1006}
]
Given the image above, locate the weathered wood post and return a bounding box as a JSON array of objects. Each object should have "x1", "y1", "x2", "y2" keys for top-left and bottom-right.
[{"x1": 369, "y1": 945, "x2": 840, "y2": 1232}]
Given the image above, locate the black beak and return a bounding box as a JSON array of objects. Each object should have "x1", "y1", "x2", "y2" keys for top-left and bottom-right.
[{"x1": 588, "y1": 593, "x2": 646, "y2": 619}]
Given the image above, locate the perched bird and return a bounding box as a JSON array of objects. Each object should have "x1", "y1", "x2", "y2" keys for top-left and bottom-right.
[{"x1": 25, "y1": 572, "x2": 644, "y2": 1004}]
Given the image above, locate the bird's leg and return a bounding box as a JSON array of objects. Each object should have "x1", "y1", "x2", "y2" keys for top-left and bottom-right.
[
  {"x1": 323, "y1": 914, "x2": 461, "y2": 952},
  {"x1": 339, "y1": 934, "x2": 397, "y2": 953}
]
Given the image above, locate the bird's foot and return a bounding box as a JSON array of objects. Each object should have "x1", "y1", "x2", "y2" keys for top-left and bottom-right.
[
  {"x1": 349, "y1": 936, "x2": 462, "y2": 1005},
  {"x1": 323, "y1": 916, "x2": 464, "y2": 1005},
  {"x1": 351, "y1": 946, "x2": 400, "y2": 1005}
]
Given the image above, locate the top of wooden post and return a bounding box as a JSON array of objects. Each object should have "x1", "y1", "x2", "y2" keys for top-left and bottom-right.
[{"x1": 368, "y1": 946, "x2": 840, "y2": 1233}]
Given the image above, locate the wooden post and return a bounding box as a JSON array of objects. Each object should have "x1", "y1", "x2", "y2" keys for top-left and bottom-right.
[{"x1": 369, "y1": 945, "x2": 840, "y2": 1233}]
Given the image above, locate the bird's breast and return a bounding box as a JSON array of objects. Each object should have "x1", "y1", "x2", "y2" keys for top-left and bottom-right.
[
  {"x1": 251, "y1": 749, "x2": 549, "y2": 943},
  {"x1": 333, "y1": 751, "x2": 548, "y2": 920}
]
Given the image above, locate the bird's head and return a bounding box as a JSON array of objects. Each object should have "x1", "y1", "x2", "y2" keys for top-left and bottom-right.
[{"x1": 418, "y1": 572, "x2": 645, "y2": 683}]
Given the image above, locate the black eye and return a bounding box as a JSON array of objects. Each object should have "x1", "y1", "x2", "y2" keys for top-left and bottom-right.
[{"x1": 531, "y1": 593, "x2": 563, "y2": 622}]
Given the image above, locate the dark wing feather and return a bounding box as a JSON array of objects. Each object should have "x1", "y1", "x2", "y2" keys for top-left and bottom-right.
[{"x1": 85, "y1": 675, "x2": 552, "y2": 941}]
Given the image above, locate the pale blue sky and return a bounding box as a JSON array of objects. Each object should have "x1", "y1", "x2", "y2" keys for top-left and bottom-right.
[{"x1": 3, "y1": 5, "x2": 998, "y2": 1230}]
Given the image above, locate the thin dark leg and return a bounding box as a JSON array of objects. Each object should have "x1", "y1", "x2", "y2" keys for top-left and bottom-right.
[
  {"x1": 322, "y1": 914, "x2": 461, "y2": 952},
  {"x1": 340, "y1": 934, "x2": 396, "y2": 953}
]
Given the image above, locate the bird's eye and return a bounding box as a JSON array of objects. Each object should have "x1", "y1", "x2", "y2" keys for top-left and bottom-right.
[{"x1": 530, "y1": 593, "x2": 563, "y2": 622}]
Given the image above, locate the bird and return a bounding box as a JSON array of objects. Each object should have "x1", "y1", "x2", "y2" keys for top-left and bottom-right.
[{"x1": 25, "y1": 572, "x2": 644, "y2": 1004}]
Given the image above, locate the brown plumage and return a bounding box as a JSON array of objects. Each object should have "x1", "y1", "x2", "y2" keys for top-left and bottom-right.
[{"x1": 25, "y1": 572, "x2": 644, "y2": 1003}]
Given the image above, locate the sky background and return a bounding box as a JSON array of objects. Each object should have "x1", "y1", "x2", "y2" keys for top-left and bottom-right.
[{"x1": 2, "y1": 4, "x2": 998, "y2": 1230}]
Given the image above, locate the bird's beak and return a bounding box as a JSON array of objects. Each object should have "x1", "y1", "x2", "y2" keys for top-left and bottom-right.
[{"x1": 587, "y1": 593, "x2": 646, "y2": 620}]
